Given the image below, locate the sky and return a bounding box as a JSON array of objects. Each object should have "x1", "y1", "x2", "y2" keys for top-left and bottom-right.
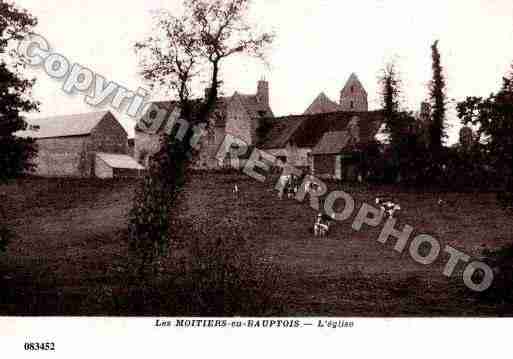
[{"x1": 14, "y1": 0, "x2": 513, "y2": 143}]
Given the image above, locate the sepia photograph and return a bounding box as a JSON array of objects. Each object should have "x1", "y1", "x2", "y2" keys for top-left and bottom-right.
[{"x1": 0, "y1": 0, "x2": 512, "y2": 356}]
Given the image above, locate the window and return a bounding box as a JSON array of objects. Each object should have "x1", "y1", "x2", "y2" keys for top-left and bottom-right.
[
  {"x1": 29, "y1": 125, "x2": 40, "y2": 131},
  {"x1": 350, "y1": 86, "x2": 355, "y2": 93},
  {"x1": 258, "y1": 110, "x2": 266, "y2": 117},
  {"x1": 350, "y1": 101, "x2": 354, "y2": 109},
  {"x1": 277, "y1": 156, "x2": 287, "y2": 164}
]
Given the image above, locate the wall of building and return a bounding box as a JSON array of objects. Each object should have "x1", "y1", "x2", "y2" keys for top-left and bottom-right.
[
  {"x1": 194, "y1": 125, "x2": 227, "y2": 169},
  {"x1": 313, "y1": 154, "x2": 336, "y2": 178},
  {"x1": 33, "y1": 136, "x2": 91, "y2": 177},
  {"x1": 225, "y1": 97, "x2": 254, "y2": 146},
  {"x1": 340, "y1": 79, "x2": 368, "y2": 112},
  {"x1": 113, "y1": 168, "x2": 144, "y2": 178},
  {"x1": 90, "y1": 114, "x2": 128, "y2": 155},
  {"x1": 94, "y1": 156, "x2": 113, "y2": 179},
  {"x1": 267, "y1": 146, "x2": 312, "y2": 168}
]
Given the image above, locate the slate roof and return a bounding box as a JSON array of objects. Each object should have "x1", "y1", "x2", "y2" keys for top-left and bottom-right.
[
  {"x1": 259, "y1": 110, "x2": 384, "y2": 150},
  {"x1": 96, "y1": 153, "x2": 145, "y2": 170},
  {"x1": 16, "y1": 111, "x2": 116, "y2": 139},
  {"x1": 312, "y1": 131, "x2": 351, "y2": 155},
  {"x1": 236, "y1": 93, "x2": 274, "y2": 119},
  {"x1": 304, "y1": 92, "x2": 343, "y2": 115}
]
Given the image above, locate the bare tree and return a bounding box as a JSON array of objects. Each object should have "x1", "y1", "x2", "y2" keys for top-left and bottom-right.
[
  {"x1": 135, "y1": 0, "x2": 274, "y2": 128},
  {"x1": 129, "y1": 0, "x2": 273, "y2": 273}
]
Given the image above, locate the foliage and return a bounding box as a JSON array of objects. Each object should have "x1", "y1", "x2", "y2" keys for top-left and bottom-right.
[
  {"x1": 429, "y1": 40, "x2": 447, "y2": 153},
  {"x1": 457, "y1": 64, "x2": 513, "y2": 202},
  {"x1": 378, "y1": 62, "x2": 430, "y2": 184},
  {"x1": 130, "y1": 0, "x2": 273, "y2": 269},
  {"x1": 179, "y1": 218, "x2": 282, "y2": 316},
  {"x1": 0, "y1": 2, "x2": 39, "y2": 252},
  {"x1": 379, "y1": 62, "x2": 402, "y2": 147},
  {"x1": 477, "y1": 244, "x2": 513, "y2": 304},
  {"x1": 0, "y1": 3, "x2": 39, "y2": 183}
]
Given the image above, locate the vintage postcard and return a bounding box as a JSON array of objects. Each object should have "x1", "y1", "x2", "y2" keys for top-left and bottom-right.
[{"x1": 0, "y1": 0, "x2": 512, "y2": 357}]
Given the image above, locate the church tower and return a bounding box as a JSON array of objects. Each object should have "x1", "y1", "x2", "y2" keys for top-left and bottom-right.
[{"x1": 339, "y1": 73, "x2": 368, "y2": 112}]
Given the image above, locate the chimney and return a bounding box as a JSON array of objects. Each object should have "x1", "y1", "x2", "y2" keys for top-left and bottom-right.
[{"x1": 257, "y1": 79, "x2": 269, "y2": 107}]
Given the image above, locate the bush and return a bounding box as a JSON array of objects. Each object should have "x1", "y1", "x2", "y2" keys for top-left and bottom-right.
[
  {"x1": 477, "y1": 245, "x2": 513, "y2": 304},
  {"x1": 174, "y1": 217, "x2": 283, "y2": 316},
  {"x1": 0, "y1": 222, "x2": 12, "y2": 253}
]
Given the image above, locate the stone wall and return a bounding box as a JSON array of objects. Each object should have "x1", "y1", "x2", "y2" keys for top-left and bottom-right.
[
  {"x1": 313, "y1": 154, "x2": 335, "y2": 178},
  {"x1": 267, "y1": 146, "x2": 312, "y2": 168},
  {"x1": 225, "y1": 97, "x2": 254, "y2": 145},
  {"x1": 33, "y1": 136, "x2": 90, "y2": 177},
  {"x1": 340, "y1": 77, "x2": 368, "y2": 112},
  {"x1": 94, "y1": 156, "x2": 113, "y2": 179},
  {"x1": 90, "y1": 113, "x2": 128, "y2": 155}
]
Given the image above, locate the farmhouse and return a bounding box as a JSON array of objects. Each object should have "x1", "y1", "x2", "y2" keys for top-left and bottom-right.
[
  {"x1": 259, "y1": 110, "x2": 383, "y2": 178},
  {"x1": 258, "y1": 73, "x2": 383, "y2": 177},
  {"x1": 134, "y1": 73, "x2": 384, "y2": 178},
  {"x1": 16, "y1": 111, "x2": 143, "y2": 178},
  {"x1": 134, "y1": 80, "x2": 273, "y2": 169}
]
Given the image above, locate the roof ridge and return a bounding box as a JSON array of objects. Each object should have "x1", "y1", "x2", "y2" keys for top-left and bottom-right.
[{"x1": 26, "y1": 110, "x2": 109, "y2": 122}]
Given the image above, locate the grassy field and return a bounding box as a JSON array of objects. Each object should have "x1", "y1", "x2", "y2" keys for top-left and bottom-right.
[{"x1": 0, "y1": 172, "x2": 511, "y2": 316}]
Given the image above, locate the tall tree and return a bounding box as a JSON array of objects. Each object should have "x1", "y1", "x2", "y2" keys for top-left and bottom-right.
[
  {"x1": 379, "y1": 62, "x2": 425, "y2": 183},
  {"x1": 457, "y1": 64, "x2": 513, "y2": 201},
  {"x1": 130, "y1": 0, "x2": 273, "y2": 270},
  {"x1": 429, "y1": 40, "x2": 447, "y2": 153},
  {"x1": 379, "y1": 62, "x2": 402, "y2": 147},
  {"x1": 0, "y1": 2, "x2": 39, "y2": 182},
  {"x1": 0, "y1": 2, "x2": 39, "y2": 251}
]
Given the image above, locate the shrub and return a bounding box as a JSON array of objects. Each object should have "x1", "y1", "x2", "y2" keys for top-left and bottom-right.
[
  {"x1": 477, "y1": 245, "x2": 513, "y2": 304},
  {"x1": 174, "y1": 217, "x2": 283, "y2": 316}
]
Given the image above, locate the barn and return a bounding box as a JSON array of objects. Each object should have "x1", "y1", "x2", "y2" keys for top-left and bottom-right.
[
  {"x1": 95, "y1": 153, "x2": 145, "y2": 179},
  {"x1": 311, "y1": 131, "x2": 361, "y2": 180},
  {"x1": 259, "y1": 111, "x2": 384, "y2": 178},
  {"x1": 16, "y1": 111, "x2": 144, "y2": 178}
]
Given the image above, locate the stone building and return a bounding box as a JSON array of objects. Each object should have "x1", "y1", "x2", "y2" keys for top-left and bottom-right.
[
  {"x1": 16, "y1": 111, "x2": 143, "y2": 178},
  {"x1": 134, "y1": 73, "x2": 383, "y2": 177},
  {"x1": 258, "y1": 73, "x2": 382, "y2": 178},
  {"x1": 259, "y1": 111, "x2": 383, "y2": 177},
  {"x1": 134, "y1": 80, "x2": 273, "y2": 169},
  {"x1": 304, "y1": 73, "x2": 368, "y2": 115}
]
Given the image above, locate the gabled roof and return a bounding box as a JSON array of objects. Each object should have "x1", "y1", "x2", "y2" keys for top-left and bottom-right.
[
  {"x1": 341, "y1": 73, "x2": 368, "y2": 96},
  {"x1": 259, "y1": 110, "x2": 384, "y2": 150},
  {"x1": 96, "y1": 153, "x2": 145, "y2": 170},
  {"x1": 304, "y1": 92, "x2": 343, "y2": 115},
  {"x1": 312, "y1": 131, "x2": 351, "y2": 155},
  {"x1": 16, "y1": 111, "x2": 114, "y2": 139},
  {"x1": 232, "y1": 93, "x2": 274, "y2": 119}
]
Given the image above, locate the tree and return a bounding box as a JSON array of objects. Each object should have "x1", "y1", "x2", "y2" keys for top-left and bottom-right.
[
  {"x1": 379, "y1": 62, "x2": 402, "y2": 147},
  {"x1": 0, "y1": 2, "x2": 39, "y2": 252},
  {"x1": 129, "y1": 0, "x2": 273, "y2": 271},
  {"x1": 429, "y1": 40, "x2": 447, "y2": 153},
  {"x1": 379, "y1": 62, "x2": 427, "y2": 184},
  {"x1": 457, "y1": 64, "x2": 513, "y2": 202}
]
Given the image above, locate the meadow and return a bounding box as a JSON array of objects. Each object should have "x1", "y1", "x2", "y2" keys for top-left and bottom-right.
[{"x1": 0, "y1": 172, "x2": 511, "y2": 316}]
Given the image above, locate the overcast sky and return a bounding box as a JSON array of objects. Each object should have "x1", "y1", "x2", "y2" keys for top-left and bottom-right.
[{"x1": 14, "y1": 0, "x2": 513, "y2": 143}]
